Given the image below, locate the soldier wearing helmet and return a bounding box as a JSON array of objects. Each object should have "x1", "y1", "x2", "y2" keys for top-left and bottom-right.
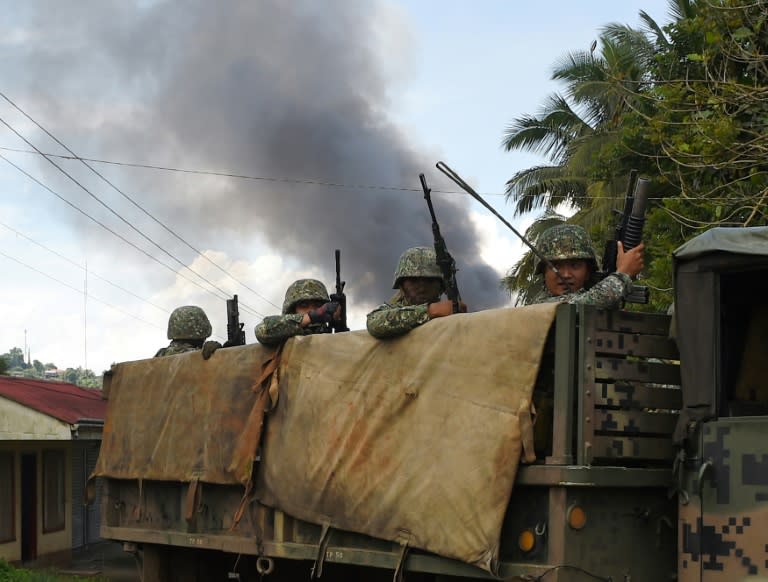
[
  {"x1": 155, "y1": 305, "x2": 214, "y2": 357},
  {"x1": 366, "y1": 246, "x2": 467, "y2": 339},
  {"x1": 255, "y1": 279, "x2": 341, "y2": 346},
  {"x1": 530, "y1": 224, "x2": 644, "y2": 307}
]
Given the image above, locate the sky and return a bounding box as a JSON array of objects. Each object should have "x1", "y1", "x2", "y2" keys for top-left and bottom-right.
[{"x1": 0, "y1": 0, "x2": 672, "y2": 374}]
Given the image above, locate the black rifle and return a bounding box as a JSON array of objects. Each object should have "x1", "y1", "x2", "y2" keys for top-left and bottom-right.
[
  {"x1": 330, "y1": 249, "x2": 350, "y2": 332},
  {"x1": 420, "y1": 173, "x2": 461, "y2": 312},
  {"x1": 226, "y1": 295, "x2": 246, "y2": 346},
  {"x1": 599, "y1": 171, "x2": 650, "y2": 304}
]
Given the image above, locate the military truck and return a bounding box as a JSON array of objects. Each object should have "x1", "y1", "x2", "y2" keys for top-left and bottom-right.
[{"x1": 93, "y1": 226, "x2": 768, "y2": 581}]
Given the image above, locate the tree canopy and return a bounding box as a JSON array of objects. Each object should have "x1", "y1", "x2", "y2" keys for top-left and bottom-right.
[{"x1": 502, "y1": 0, "x2": 768, "y2": 309}]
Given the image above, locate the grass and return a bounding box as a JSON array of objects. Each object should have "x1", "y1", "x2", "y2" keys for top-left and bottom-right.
[{"x1": 0, "y1": 560, "x2": 109, "y2": 582}]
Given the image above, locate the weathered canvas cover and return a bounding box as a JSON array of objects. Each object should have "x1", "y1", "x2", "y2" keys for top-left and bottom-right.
[
  {"x1": 672, "y1": 226, "x2": 768, "y2": 444},
  {"x1": 93, "y1": 343, "x2": 276, "y2": 485},
  {"x1": 256, "y1": 304, "x2": 558, "y2": 573}
]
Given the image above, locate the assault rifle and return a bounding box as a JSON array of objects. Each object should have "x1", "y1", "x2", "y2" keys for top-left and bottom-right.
[
  {"x1": 330, "y1": 249, "x2": 349, "y2": 333},
  {"x1": 226, "y1": 295, "x2": 246, "y2": 346},
  {"x1": 599, "y1": 170, "x2": 650, "y2": 304},
  {"x1": 419, "y1": 173, "x2": 461, "y2": 313}
]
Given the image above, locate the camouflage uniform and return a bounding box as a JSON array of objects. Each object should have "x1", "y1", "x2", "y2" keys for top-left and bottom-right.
[
  {"x1": 532, "y1": 272, "x2": 632, "y2": 307},
  {"x1": 155, "y1": 340, "x2": 204, "y2": 357},
  {"x1": 155, "y1": 306, "x2": 212, "y2": 357},
  {"x1": 530, "y1": 224, "x2": 632, "y2": 308},
  {"x1": 255, "y1": 279, "x2": 330, "y2": 346},
  {"x1": 366, "y1": 247, "x2": 443, "y2": 339}
]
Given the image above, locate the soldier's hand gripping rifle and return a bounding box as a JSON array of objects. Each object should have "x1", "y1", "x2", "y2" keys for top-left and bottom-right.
[
  {"x1": 226, "y1": 294, "x2": 246, "y2": 346},
  {"x1": 599, "y1": 170, "x2": 650, "y2": 304},
  {"x1": 419, "y1": 173, "x2": 461, "y2": 313},
  {"x1": 434, "y1": 161, "x2": 573, "y2": 292},
  {"x1": 330, "y1": 249, "x2": 350, "y2": 333}
]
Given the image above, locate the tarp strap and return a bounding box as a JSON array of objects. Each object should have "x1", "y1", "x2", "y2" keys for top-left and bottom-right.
[
  {"x1": 519, "y1": 397, "x2": 537, "y2": 463},
  {"x1": 310, "y1": 522, "x2": 333, "y2": 579},
  {"x1": 393, "y1": 541, "x2": 410, "y2": 582},
  {"x1": 256, "y1": 344, "x2": 283, "y2": 404},
  {"x1": 184, "y1": 478, "x2": 200, "y2": 522},
  {"x1": 133, "y1": 478, "x2": 144, "y2": 520},
  {"x1": 84, "y1": 474, "x2": 97, "y2": 506},
  {"x1": 231, "y1": 479, "x2": 254, "y2": 529}
]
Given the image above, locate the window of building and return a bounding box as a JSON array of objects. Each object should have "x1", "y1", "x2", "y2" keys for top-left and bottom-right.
[
  {"x1": 0, "y1": 452, "x2": 14, "y2": 542},
  {"x1": 43, "y1": 450, "x2": 65, "y2": 533}
]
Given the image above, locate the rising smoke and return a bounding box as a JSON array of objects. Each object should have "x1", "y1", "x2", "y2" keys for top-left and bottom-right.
[{"x1": 9, "y1": 0, "x2": 506, "y2": 311}]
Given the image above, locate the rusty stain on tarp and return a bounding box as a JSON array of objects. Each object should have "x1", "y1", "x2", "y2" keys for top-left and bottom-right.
[
  {"x1": 256, "y1": 304, "x2": 559, "y2": 573},
  {"x1": 93, "y1": 343, "x2": 277, "y2": 485}
]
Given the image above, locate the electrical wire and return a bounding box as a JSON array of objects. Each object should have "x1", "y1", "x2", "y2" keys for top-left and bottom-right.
[
  {"x1": 0, "y1": 91, "x2": 280, "y2": 311},
  {"x1": 0, "y1": 114, "x2": 265, "y2": 318},
  {"x1": 0, "y1": 152, "x2": 263, "y2": 315},
  {"x1": 0, "y1": 144, "x2": 752, "y2": 204},
  {"x1": 0, "y1": 249, "x2": 165, "y2": 331},
  {"x1": 0, "y1": 144, "x2": 479, "y2": 195},
  {"x1": 0, "y1": 219, "x2": 171, "y2": 315},
  {"x1": 523, "y1": 564, "x2": 612, "y2": 581}
]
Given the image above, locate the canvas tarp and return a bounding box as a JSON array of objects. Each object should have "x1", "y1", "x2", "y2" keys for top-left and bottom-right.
[
  {"x1": 256, "y1": 303, "x2": 558, "y2": 573},
  {"x1": 93, "y1": 343, "x2": 278, "y2": 485}
]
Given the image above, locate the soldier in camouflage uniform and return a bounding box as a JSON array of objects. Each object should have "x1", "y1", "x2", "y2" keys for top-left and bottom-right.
[
  {"x1": 530, "y1": 224, "x2": 644, "y2": 307},
  {"x1": 255, "y1": 279, "x2": 341, "y2": 346},
  {"x1": 366, "y1": 246, "x2": 466, "y2": 339},
  {"x1": 155, "y1": 306, "x2": 214, "y2": 357}
]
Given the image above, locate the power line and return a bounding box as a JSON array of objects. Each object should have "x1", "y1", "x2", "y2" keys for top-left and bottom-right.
[
  {"x1": 0, "y1": 152, "x2": 264, "y2": 315},
  {"x1": 0, "y1": 114, "x2": 265, "y2": 317},
  {"x1": 0, "y1": 91, "x2": 281, "y2": 311},
  {"x1": 0, "y1": 144, "x2": 754, "y2": 203},
  {"x1": 0, "y1": 144, "x2": 503, "y2": 196},
  {"x1": 0, "y1": 219, "x2": 171, "y2": 316},
  {"x1": 0, "y1": 248, "x2": 165, "y2": 332}
]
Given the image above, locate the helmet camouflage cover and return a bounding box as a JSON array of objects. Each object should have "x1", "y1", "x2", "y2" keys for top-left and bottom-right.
[
  {"x1": 392, "y1": 246, "x2": 443, "y2": 289},
  {"x1": 537, "y1": 224, "x2": 598, "y2": 273},
  {"x1": 282, "y1": 279, "x2": 330, "y2": 314},
  {"x1": 167, "y1": 305, "x2": 212, "y2": 340}
]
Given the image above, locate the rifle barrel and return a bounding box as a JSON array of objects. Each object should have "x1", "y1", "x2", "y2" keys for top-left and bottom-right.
[{"x1": 435, "y1": 161, "x2": 565, "y2": 284}]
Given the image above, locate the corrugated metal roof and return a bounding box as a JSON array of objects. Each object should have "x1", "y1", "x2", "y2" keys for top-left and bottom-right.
[{"x1": 0, "y1": 376, "x2": 106, "y2": 425}]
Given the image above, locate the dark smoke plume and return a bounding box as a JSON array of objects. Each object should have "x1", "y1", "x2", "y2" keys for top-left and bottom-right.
[{"x1": 8, "y1": 0, "x2": 506, "y2": 310}]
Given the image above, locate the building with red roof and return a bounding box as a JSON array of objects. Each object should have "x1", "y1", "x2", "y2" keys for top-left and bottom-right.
[{"x1": 0, "y1": 376, "x2": 107, "y2": 565}]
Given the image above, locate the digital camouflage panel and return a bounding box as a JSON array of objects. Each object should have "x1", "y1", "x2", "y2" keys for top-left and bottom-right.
[
  {"x1": 536, "y1": 224, "x2": 598, "y2": 273},
  {"x1": 281, "y1": 279, "x2": 330, "y2": 315},
  {"x1": 254, "y1": 313, "x2": 328, "y2": 346},
  {"x1": 166, "y1": 306, "x2": 212, "y2": 340},
  {"x1": 679, "y1": 418, "x2": 768, "y2": 581},
  {"x1": 530, "y1": 272, "x2": 632, "y2": 308},
  {"x1": 391, "y1": 246, "x2": 443, "y2": 289},
  {"x1": 154, "y1": 339, "x2": 203, "y2": 358},
  {"x1": 366, "y1": 292, "x2": 431, "y2": 339}
]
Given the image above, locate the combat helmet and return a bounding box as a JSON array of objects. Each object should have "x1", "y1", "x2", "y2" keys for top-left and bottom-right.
[
  {"x1": 392, "y1": 246, "x2": 443, "y2": 289},
  {"x1": 282, "y1": 279, "x2": 330, "y2": 314},
  {"x1": 167, "y1": 305, "x2": 212, "y2": 340},
  {"x1": 536, "y1": 224, "x2": 598, "y2": 273}
]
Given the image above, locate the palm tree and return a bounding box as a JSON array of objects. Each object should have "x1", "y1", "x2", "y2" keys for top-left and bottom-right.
[{"x1": 500, "y1": 14, "x2": 665, "y2": 297}]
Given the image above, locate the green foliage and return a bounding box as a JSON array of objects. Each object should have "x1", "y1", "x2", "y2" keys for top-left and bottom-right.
[
  {"x1": 0, "y1": 348, "x2": 101, "y2": 388},
  {"x1": 501, "y1": 0, "x2": 768, "y2": 304},
  {"x1": 0, "y1": 559, "x2": 108, "y2": 582},
  {"x1": 3, "y1": 348, "x2": 26, "y2": 369}
]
